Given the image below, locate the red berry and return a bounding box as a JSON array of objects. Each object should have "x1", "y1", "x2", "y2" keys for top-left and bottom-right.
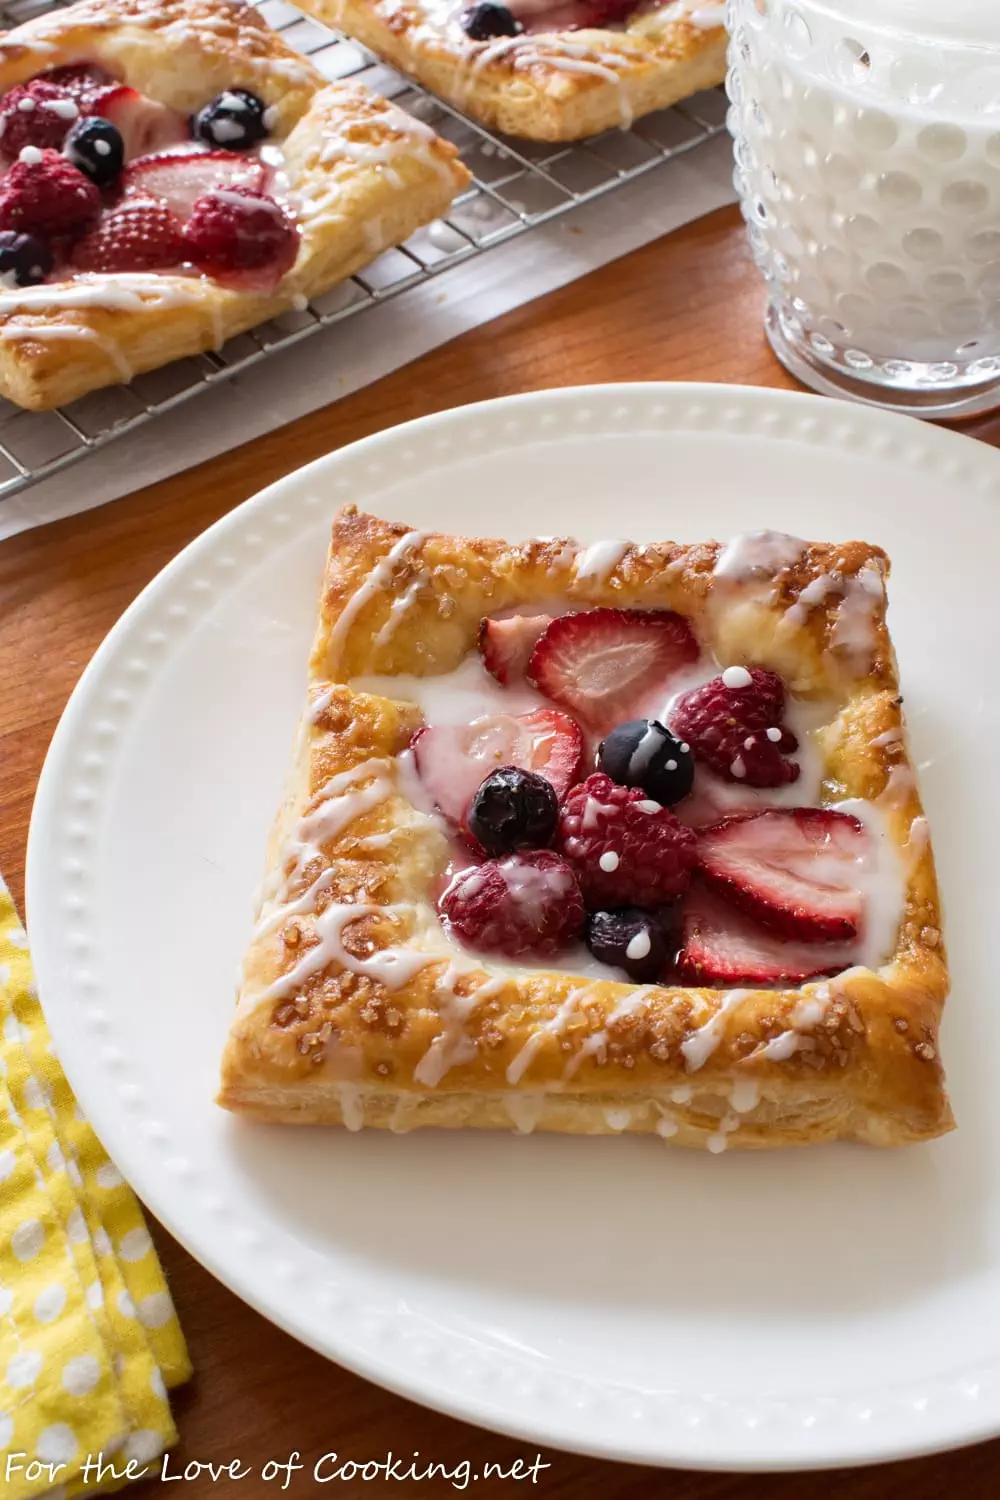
[
  {"x1": 697, "y1": 808, "x2": 867, "y2": 943},
  {"x1": 122, "y1": 150, "x2": 267, "y2": 222},
  {"x1": 529, "y1": 608, "x2": 700, "y2": 735},
  {"x1": 183, "y1": 186, "x2": 298, "y2": 286},
  {"x1": 557, "y1": 772, "x2": 697, "y2": 909},
  {"x1": 0, "y1": 81, "x2": 79, "y2": 156},
  {"x1": 0, "y1": 149, "x2": 99, "y2": 237},
  {"x1": 676, "y1": 887, "x2": 856, "y2": 987},
  {"x1": 479, "y1": 613, "x2": 553, "y2": 686},
  {"x1": 85, "y1": 85, "x2": 186, "y2": 159},
  {"x1": 40, "y1": 65, "x2": 115, "y2": 104},
  {"x1": 72, "y1": 198, "x2": 185, "y2": 273},
  {"x1": 508, "y1": 0, "x2": 635, "y2": 29},
  {"x1": 439, "y1": 850, "x2": 584, "y2": 959},
  {"x1": 669, "y1": 667, "x2": 800, "y2": 788},
  {"x1": 413, "y1": 708, "x2": 583, "y2": 831}
]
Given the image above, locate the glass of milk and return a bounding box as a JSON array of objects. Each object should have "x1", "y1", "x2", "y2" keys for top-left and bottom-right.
[{"x1": 727, "y1": 0, "x2": 1000, "y2": 417}]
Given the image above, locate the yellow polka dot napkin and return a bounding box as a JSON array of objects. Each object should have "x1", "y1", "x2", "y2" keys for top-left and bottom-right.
[{"x1": 0, "y1": 876, "x2": 192, "y2": 1498}]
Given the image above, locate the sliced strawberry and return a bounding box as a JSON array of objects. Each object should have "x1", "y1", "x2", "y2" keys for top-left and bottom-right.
[
  {"x1": 122, "y1": 150, "x2": 267, "y2": 221},
  {"x1": 528, "y1": 608, "x2": 699, "y2": 736},
  {"x1": 697, "y1": 808, "x2": 867, "y2": 943},
  {"x1": 86, "y1": 85, "x2": 187, "y2": 159},
  {"x1": 676, "y1": 887, "x2": 856, "y2": 987},
  {"x1": 413, "y1": 708, "x2": 583, "y2": 831},
  {"x1": 479, "y1": 613, "x2": 553, "y2": 685}
]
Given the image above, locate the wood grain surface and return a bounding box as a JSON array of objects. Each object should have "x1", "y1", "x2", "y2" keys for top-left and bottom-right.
[{"x1": 2, "y1": 204, "x2": 998, "y2": 1498}]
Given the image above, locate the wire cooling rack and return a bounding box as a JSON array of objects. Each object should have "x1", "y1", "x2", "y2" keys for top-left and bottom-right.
[{"x1": 0, "y1": 0, "x2": 727, "y2": 502}]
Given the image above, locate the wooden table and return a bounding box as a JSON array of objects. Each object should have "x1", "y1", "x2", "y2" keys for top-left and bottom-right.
[{"x1": 2, "y1": 203, "x2": 999, "y2": 1499}]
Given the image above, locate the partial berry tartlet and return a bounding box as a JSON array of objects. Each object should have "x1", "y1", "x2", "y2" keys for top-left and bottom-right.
[
  {"x1": 0, "y1": 0, "x2": 468, "y2": 409},
  {"x1": 221, "y1": 509, "x2": 951, "y2": 1153}
]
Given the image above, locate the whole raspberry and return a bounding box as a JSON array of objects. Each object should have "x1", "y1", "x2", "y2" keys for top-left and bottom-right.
[
  {"x1": 439, "y1": 850, "x2": 584, "y2": 959},
  {"x1": 670, "y1": 667, "x2": 800, "y2": 788},
  {"x1": 72, "y1": 198, "x2": 185, "y2": 273},
  {"x1": 557, "y1": 773, "x2": 696, "y2": 909},
  {"x1": 0, "y1": 81, "x2": 79, "y2": 156},
  {"x1": 182, "y1": 185, "x2": 298, "y2": 284},
  {"x1": 0, "y1": 149, "x2": 99, "y2": 237}
]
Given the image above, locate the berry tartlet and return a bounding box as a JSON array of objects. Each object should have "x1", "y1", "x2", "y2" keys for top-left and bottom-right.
[
  {"x1": 0, "y1": 0, "x2": 468, "y2": 410},
  {"x1": 295, "y1": 0, "x2": 726, "y2": 141},
  {"x1": 220, "y1": 508, "x2": 951, "y2": 1151}
]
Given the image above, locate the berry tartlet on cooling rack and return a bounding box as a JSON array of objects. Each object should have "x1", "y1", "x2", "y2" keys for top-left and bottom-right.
[
  {"x1": 220, "y1": 508, "x2": 951, "y2": 1151},
  {"x1": 0, "y1": 0, "x2": 467, "y2": 410},
  {"x1": 294, "y1": 0, "x2": 727, "y2": 141}
]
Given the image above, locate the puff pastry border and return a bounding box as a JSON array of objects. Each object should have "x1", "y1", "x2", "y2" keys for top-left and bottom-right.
[
  {"x1": 0, "y1": 0, "x2": 469, "y2": 410},
  {"x1": 297, "y1": 0, "x2": 728, "y2": 141},
  {"x1": 219, "y1": 506, "x2": 952, "y2": 1150}
]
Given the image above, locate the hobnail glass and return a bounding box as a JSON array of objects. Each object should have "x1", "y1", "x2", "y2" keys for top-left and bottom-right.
[{"x1": 726, "y1": 0, "x2": 1000, "y2": 417}]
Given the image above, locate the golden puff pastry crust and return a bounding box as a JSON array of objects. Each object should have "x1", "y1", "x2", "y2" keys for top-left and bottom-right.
[
  {"x1": 219, "y1": 506, "x2": 952, "y2": 1149},
  {"x1": 296, "y1": 0, "x2": 727, "y2": 141},
  {"x1": 0, "y1": 0, "x2": 469, "y2": 410}
]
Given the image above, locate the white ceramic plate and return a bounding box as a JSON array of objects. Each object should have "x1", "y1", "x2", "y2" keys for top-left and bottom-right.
[{"x1": 26, "y1": 385, "x2": 1000, "y2": 1470}]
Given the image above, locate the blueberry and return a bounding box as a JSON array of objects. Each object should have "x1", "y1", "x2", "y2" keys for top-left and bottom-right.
[
  {"x1": 192, "y1": 89, "x2": 268, "y2": 150},
  {"x1": 63, "y1": 117, "x2": 123, "y2": 188},
  {"x1": 598, "y1": 718, "x2": 694, "y2": 806},
  {"x1": 585, "y1": 906, "x2": 674, "y2": 984},
  {"x1": 460, "y1": 2, "x2": 522, "y2": 39},
  {"x1": 0, "y1": 231, "x2": 51, "y2": 288},
  {"x1": 468, "y1": 766, "x2": 558, "y2": 855}
]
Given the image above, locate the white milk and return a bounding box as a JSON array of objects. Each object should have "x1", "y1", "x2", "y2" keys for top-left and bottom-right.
[{"x1": 729, "y1": 0, "x2": 1000, "y2": 382}]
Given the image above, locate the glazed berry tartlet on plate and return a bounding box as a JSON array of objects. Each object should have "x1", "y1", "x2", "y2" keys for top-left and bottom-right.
[
  {"x1": 219, "y1": 507, "x2": 951, "y2": 1151},
  {"x1": 0, "y1": 0, "x2": 468, "y2": 410},
  {"x1": 295, "y1": 0, "x2": 727, "y2": 141}
]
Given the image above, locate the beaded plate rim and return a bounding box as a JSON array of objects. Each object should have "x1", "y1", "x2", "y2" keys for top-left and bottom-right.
[{"x1": 25, "y1": 382, "x2": 1000, "y2": 1470}]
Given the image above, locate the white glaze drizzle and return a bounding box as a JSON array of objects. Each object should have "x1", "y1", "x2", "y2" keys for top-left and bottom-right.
[
  {"x1": 413, "y1": 968, "x2": 506, "y2": 1087},
  {"x1": 506, "y1": 1093, "x2": 544, "y2": 1133},
  {"x1": 574, "y1": 538, "x2": 630, "y2": 583},
  {"x1": 562, "y1": 985, "x2": 655, "y2": 1079},
  {"x1": 326, "y1": 529, "x2": 429, "y2": 669},
  {"x1": 680, "y1": 989, "x2": 752, "y2": 1072},
  {"x1": 506, "y1": 983, "x2": 597, "y2": 1085},
  {"x1": 714, "y1": 530, "x2": 806, "y2": 582}
]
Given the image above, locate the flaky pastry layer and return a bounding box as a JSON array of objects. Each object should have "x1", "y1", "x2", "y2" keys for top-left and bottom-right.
[
  {"x1": 0, "y1": 0, "x2": 469, "y2": 409},
  {"x1": 219, "y1": 506, "x2": 952, "y2": 1149},
  {"x1": 298, "y1": 0, "x2": 727, "y2": 141}
]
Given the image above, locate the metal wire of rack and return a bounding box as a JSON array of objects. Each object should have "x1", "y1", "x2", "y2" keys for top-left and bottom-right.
[{"x1": 0, "y1": 0, "x2": 727, "y2": 503}]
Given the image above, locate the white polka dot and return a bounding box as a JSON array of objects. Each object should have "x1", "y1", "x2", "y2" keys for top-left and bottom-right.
[
  {"x1": 7, "y1": 1350, "x2": 42, "y2": 1388},
  {"x1": 21, "y1": 1077, "x2": 44, "y2": 1111},
  {"x1": 93, "y1": 1227, "x2": 111, "y2": 1257},
  {"x1": 2, "y1": 1014, "x2": 25, "y2": 1044},
  {"x1": 0, "y1": 1412, "x2": 13, "y2": 1449},
  {"x1": 95, "y1": 1162, "x2": 123, "y2": 1189},
  {"x1": 86, "y1": 1281, "x2": 104, "y2": 1310},
  {"x1": 36, "y1": 1423, "x2": 77, "y2": 1464},
  {"x1": 150, "y1": 1367, "x2": 167, "y2": 1402},
  {"x1": 45, "y1": 1141, "x2": 65, "y2": 1173},
  {"x1": 62, "y1": 1354, "x2": 100, "y2": 1396},
  {"x1": 119, "y1": 1228, "x2": 152, "y2": 1262},
  {"x1": 117, "y1": 1289, "x2": 136, "y2": 1318},
  {"x1": 138, "y1": 1292, "x2": 173, "y2": 1329},
  {"x1": 0, "y1": 1150, "x2": 15, "y2": 1183},
  {"x1": 124, "y1": 1429, "x2": 164, "y2": 1465},
  {"x1": 67, "y1": 1160, "x2": 83, "y2": 1188},
  {"x1": 11, "y1": 1218, "x2": 44, "y2": 1262},
  {"x1": 0, "y1": 1284, "x2": 12, "y2": 1317},
  {"x1": 8, "y1": 927, "x2": 28, "y2": 949},
  {"x1": 66, "y1": 1208, "x2": 87, "y2": 1244},
  {"x1": 74, "y1": 1103, "x2": 88, "y2": 1124},
  {"x1": 33, "y1": 1285, "x2": 66, "y2": 1323},
  {"x1": 0, "y1": 963, "x2": 10, "y2": 988}
]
